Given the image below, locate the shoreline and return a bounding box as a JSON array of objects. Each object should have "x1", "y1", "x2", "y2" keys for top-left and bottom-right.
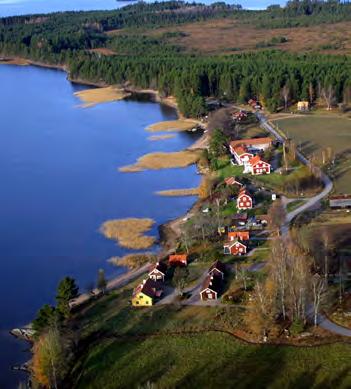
[
  {"x1": 4, "y1": 53, "x2": 207, "y2": 335},
  {"x1": 0, "y1": 56, "x2": 180, "y2": 112}
]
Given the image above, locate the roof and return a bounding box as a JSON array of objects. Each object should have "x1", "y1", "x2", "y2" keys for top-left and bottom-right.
[
  {"x1": 238, "y1": 190, "x2": 251, "y2": 199},
  {"x1": 224, "y1": 240, "x2": 247, "y2": 249},
  {"x1": 200, "y1": 274, "x2": 222, "y2": 294},
  {"x1": 233, "y1": 146, "x2": 251, "y2": 156},
  {"x1": 169, "y1": 254, "x2": 188, "y2": 264},
  {"x1": 256, "y1": 214, "x2": 271, "y2": 224},
  {"x1": 330, "y1": 195, "x2": 351, "y2": 200},
  {"x1": 232, "y1": 212, "x2": 248, "y2": 221},
  {"x1": 209, "y1": 260, "x2": 226, "y2": 274},
  {"x1": 230, "y1": 137, "x2": 273, "y2": 149},
  {"x1": 225, "y1": 176, "x2": 243, "y2": 186},
  {"x1": 133, "y1": 278, "x2": 163, "y2": 299},
  {"x1": 248, "y1": 156, "x2": 270, "y2": 167},
  {"x1": 228, "y1": 231, "x2": 250, "y2": 240},
  {"x1": 150, "y1": 261, "x2": 167, "y2": 275}
]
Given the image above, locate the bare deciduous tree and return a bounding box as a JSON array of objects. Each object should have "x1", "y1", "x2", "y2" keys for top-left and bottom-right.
[
  {"x1": 281, "y1": 84, "x2": 290, "y2": 111},
  {"x1": 308, "y1": 82, "x2": 314, "y2": 104},
  {"x1": 269, "y1": 200, "x2": 286, "y2": 235},
  {"x1": 311, "y1": 273, "x2": 326, "y2": 327},
  {"x1": 321, "y1": 85, "x2": 335, "y2": 110}
]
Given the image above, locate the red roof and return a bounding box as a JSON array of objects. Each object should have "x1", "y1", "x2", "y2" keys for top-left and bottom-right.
[
  {"x1": 230, "y1": 137, "x2": 272, "y2": 149},
  {"x1": 169, "y1": 254, "x2": 188, "y2": 266},
  {"x1": 330, "y1": 195, "x2": 351, "y2": 200},
  {"x1": 238, "y1": 189, "x2": 251, "y2": 199},
  {"x1": 225, "y1": 177, "x2": 243, "y2": 186},
  {"x1": 248, "y1": 156, "x2": 270, "y2": 167},
  {"x1": 233, "y1": 145, "x2": 251, "y2": 156},
  {"x1": 224, "y1": 240, "x2": 247, "y2": 249},
  {"x1": 228, "y1": 231, "x2": 250, "y2": 241}
]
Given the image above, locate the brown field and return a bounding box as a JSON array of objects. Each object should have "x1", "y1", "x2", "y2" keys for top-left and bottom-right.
[
  {"x1": 146, "y1": 19, "x2": 351, "y2": 55},
  {"x1": 100, "y1": 218, "x2": 156, "y2": 249},
  {"x1": 146, "y1": 119, "x2": 199, "y2": 132},
  {"x1": 87, "y1": 48, "x2": 117, "y2": 56},
  {"x1": 108, "y1": 253, "x2": 157, "y2": 269},
  {"x1": 273, "y1": 115, "x2": 351, "y2": 193},
  {"x1": 119, "y1": 150, "x2": 201, "y2": 172},
  {"x1": 74, "y1": 86, "x2": 131, "y2": 107},
  {"x1": 156, "y1": 188, "x2": 199, "y2": 196},
  {"x1": 148, "y1": 134, "x2": 176, "y2": 141}
]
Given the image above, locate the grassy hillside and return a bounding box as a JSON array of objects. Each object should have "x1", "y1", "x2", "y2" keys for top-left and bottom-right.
[{"x1": 72, "y1": 333, "x2": 351, "y2": 389}]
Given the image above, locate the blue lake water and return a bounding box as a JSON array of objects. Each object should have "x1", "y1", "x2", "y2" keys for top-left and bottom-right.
[
  {"x1": 0, "y1": 0, "x2": 285, "y2": 17},
  {"x1": 0, "y1": 64, "x2": 200, "y2": 388}
]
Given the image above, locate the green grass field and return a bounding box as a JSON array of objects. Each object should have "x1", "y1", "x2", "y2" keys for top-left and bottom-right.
[
  {"x1": 273, "y1": 116, "x2": 351, "y2": 193},
  {"x1": 69, "y1": 283, "x2": 351, "y2": 389},
  {"x1": 72, "y1": 330, "x2": 351, "y2": 389}
]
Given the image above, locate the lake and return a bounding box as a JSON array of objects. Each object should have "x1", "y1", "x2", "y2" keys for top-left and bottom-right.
[
  {"x1": 0, "y1": 64, "x2": 200, "y2": 388},
  {"x1": 0, "y1": 0, "x2": 285, "y2": 17}
]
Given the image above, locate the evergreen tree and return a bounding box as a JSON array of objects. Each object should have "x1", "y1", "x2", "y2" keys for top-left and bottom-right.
[
  {"x1": 56, "y1": 277, "x2": 79, "y2": 319},
  {"x1": 97, "y1": 269, "x2": 107, "y2": 294}
]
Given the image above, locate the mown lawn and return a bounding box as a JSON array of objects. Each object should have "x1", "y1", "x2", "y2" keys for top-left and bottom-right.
[
  {"x1": 273, "y1": 115, "x2": 351, "y2": 193},
  {"x1": 71, "y1": 331, "x2": 351, "y2": 389}
]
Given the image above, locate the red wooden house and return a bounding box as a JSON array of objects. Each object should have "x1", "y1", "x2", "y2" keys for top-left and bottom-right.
[
  {"x1": 148, "y1": 262, "x2": 168, "y2": 282},
  {"x1": 237, "y1": 190, "x2": 253, "y2": 210},
  {"x1": 208, "y1": 260, "x2": 226, "y2": 280},
  {"x1": 200, "y1": 274, "x2": 222, "y2": 301},
  {"x1": 223, "y1": 240, "x2": 247, "y2": 256},
  {"x1": 244, "y1": 156, "x2": 271, "y2": 175}
]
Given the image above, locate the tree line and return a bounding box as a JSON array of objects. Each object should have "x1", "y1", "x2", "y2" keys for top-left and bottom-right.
[{"x1": 1, "y1": 2, "x2": 351, "y2": 117}]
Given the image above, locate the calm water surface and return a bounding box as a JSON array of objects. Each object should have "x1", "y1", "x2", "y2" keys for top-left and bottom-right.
[
  {"x1": 0, "y1": 0, "x2": 284, "y2": 17},
  {"x1": 0, "y1": 64, "x2": 200, "y2": 388}
]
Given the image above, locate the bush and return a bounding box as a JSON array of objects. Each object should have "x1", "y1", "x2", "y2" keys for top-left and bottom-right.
[{"x1": 289, "y1": 319, "x2": 305, "y2": 335}]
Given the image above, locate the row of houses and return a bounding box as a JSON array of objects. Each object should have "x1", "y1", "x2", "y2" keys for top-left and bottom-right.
[
  {"x1": 132, "y1": 255, "x2": 188, "y2": 307},
  {"x1": 230, "y1": 137, "x2": 272, "y2": 176}
]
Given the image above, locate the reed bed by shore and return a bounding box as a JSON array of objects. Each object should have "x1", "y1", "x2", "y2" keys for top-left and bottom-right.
[
  {"x1": 146, "y1": 119, "x2": 198, "y2": 132},
  {"x1": 156, "y1": 188, "x2": 199, "y2": 196},
  {"x1": 108, "y1": 253, "x2": 157, "y2": 269},
  {"x1": 119, "y1": 150, "x2": 201, "y2": 172},
  {"x1": 0, "y1": 57, "x2": 29, "y2": 65},
  {"x1": 74, "y1": 86, "x2": 131, "y2": 107},
  {"x1": 100, "y1": 218, "x2": 156, "y2": 249},
  {"x1": 148, "y1": 134, "x2": 176, "y2": 141}
]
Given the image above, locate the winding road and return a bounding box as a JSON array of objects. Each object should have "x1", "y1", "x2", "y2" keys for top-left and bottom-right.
[
  {"x1": 256, "y1": 112, "x2": 333, "y2": 230},
  {"x1": 257, "y1": 112, "x2": 351, "y2": 337}
]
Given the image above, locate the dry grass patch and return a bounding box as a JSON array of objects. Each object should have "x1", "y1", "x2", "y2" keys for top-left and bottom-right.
[
  {"x1": 156, "y1": 188, "x2": 199, "y2": 196},
  {"x1": 74, "y1": 86, "x2": 131, "y2": 107},
  {"x1": 119, "y1": 150, "x2": 201, "y2": 172},
  {"x1": 87, "y1": 48, "x2": 116, "y2": 56},
  {"x1": 108, "y1": 253, "x2": 157, "y2": 269},
  {"x1": 147, "y1": 119, "x2": 198, "y2": 132},
  {"x1": 148, "y1": 134, "x2": 176, "y2": 141},
  {"x1": 148, "y1": 19, "x2": 351, "y2": 55},
  {"x1": 100, "y1": 218, "x2": 156, "y2": 249},
  {"x1": 0, "y1": 57, "x2": 29, "y2": 65}
]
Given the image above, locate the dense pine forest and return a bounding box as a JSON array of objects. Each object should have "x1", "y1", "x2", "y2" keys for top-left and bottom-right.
[{"x1": 1, "y1": 0, "x2": 351, "y2": 116}]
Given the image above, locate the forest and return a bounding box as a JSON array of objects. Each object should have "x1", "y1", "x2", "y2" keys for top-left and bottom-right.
[{"x1": 1, "y1": 1, "x2": 351, "y2": 116}]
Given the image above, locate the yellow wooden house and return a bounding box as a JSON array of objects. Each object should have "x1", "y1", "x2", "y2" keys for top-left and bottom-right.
[{"x1": 132, "y1": 278, "x2": 163, "y2": 307}]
